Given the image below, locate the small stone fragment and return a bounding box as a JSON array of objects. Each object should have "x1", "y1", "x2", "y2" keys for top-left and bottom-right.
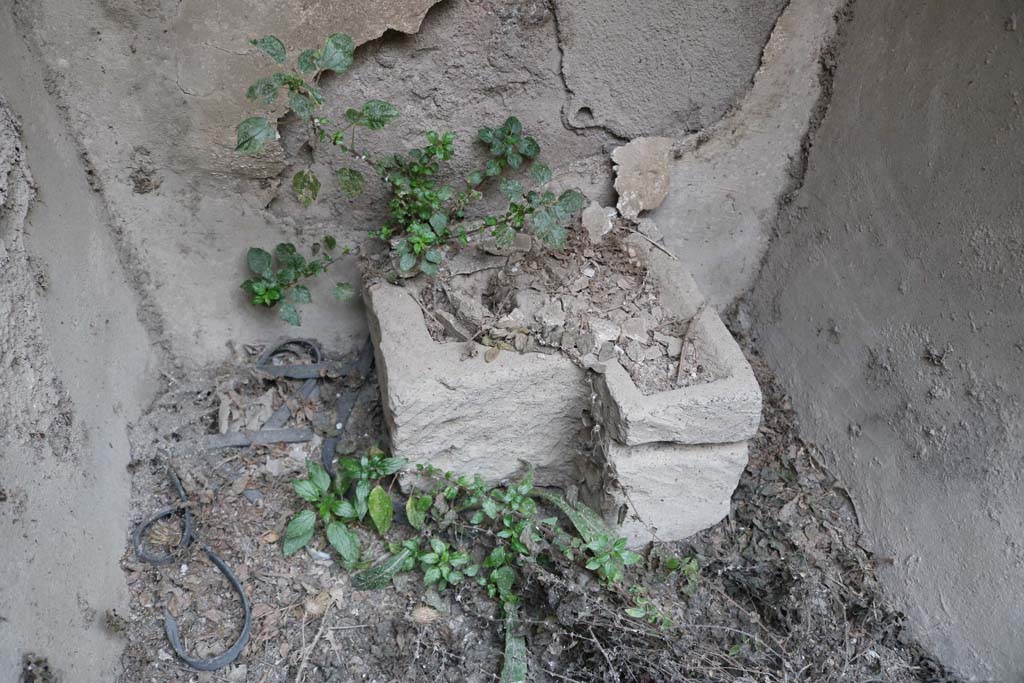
[
  {"x1": 582, "y1": 202, "x2": 615, "y2": 243},
  {"x1": 619, "y1": 316, "x2": 650, "y2": 342},
  {"x1": 494, "y1": 308, "x2": 526, "y2": 329},
  {"x1": 643, "y1": 345, "x2": 665, "y2": 362},
  {"x1": 242, "y1": 489, "x2": 263, "y2": 504},
  {"x1": 612, "y1": 137, "x2": 674, "y2": 219},
  {"x1": 589, "y1": 318, "x2": 621, "y2": 346},
  {"x1": 575, "y1": 330, "x2": 597, "y2": 356},
  {"x1": 625, "y1": 340, "x2": 646, "y2": 363},
  {"x1": 515, "y1": 289, "x2": 547, "y2": 322},
  {"x1": 435, "y1": 310, "x2": 473, "y2": 341},
  {"x1": 538, "y1": 299, "x2": 566, "y2": 327},
  {"x1": 598, "y1": 341, "x2": 617, "y2": 362}
]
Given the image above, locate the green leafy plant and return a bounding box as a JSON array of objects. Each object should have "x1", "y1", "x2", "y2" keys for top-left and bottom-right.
[
  {"x1": 417, "y1": 537, "x2": 478, "y2": 591},
  {"x1": 664, "y1": 553, "x2": 702, "y2": 597},
  {"x1": 282, "y1": 460, "x2": 361, "y2": 563},
  {"x1": 282, "y1": 451, "x2": 406, "y2": 565},
  {"x1": 625, "y1": 584, "x2": 672, "y2": 628},
  {"x1": 279, "y1": 452, "x2": 661, "y2": 682},
  {"x1": 241, "y1": 238, "x2": 353, "y2": 325},
  {"x1": 235, "y1": 33, "x2": 586, "y2": 318}
]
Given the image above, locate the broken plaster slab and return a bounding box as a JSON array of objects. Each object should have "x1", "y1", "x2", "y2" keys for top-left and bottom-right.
[
  {"x1": 364, "y1": 281, "x2": 587, "y2": 486},
  {"x1": 554, "y1": 0, "x2": 790, "y2": 138},
  {"x1": 612, "y1": 137, "x2": 674, "y2": 220},
  {"x1": 581, "y1": 438, "x2": 750, "y2": 548},
  {"x1": 648, "y1": 0, "x2": 849, "y2": 309},
  {"x1": 592, "y1": 306, "x2": 762, "y2": 447}
]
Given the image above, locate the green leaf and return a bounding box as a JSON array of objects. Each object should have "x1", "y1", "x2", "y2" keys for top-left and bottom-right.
[
  {"x1": 406, "y1": 497, "x2": 425, "y2": 530},
  {"x1": 478, "y1": 127, "x2": 495, "y2": 144},
  {"x1": 332, "y1": 283, "x2": 355, "y2": 300},
  {"x1": 282, "y1": 510, "x2": 316, "y2": 556},
  {"x1": 556, "y1": 189, "x2": 586, "y2": 216},
  {"x1": 406, "y1": 495, "x2": 431, "y2": 530},
  {"x1": 424, "y1": 249, "x2": 443, "y2": 264},
  {"x1": 499, "y1": 179, "x2": 523, "y2": 201},
  {"x1": 323, "y1": 235, "x2": 337, "y2": 250},
  {"x1": 368, "y1": 485, "x2": 394, "y2": 535},
  {"x1": 355, "y1": 479, "x2": 371, "y2": 519},
  {"x1": 336, "y1": 167, "x2": 364, "y2": 197},
  {"x1": 279, "y1": 301, "x2": 301, "y2": 326},
  {"x1": 352, "y1": 548, "x2": 413, "y2": 590},
  {"x1": 344, "y1": 107, "x2": 364, "y2": 125},
  {"x1": 625, "y1": 607, "x2": 647, "y2": 619},
  {"x1": 326, "y1": 521, "x2": 361, "y2": 564},
  {"x1": 485, "y1": 159, "x2": 503, "y2": 177},
  {"x1": 530, "y1": 162, "x2": 552, "y2": 184},
  {"x1": 428, "y1": 213, "x2": 448, "y2": 232},
  {"x1": 423, "y1": 566, "x2": 442, "y2": 586},
  {"x1": 499, "y1": 605, "x2": 527, "y2": 683},
  {"x1": 332, "y1": 499, "x2": 357, "y2": 519},
  {"x1": 319, "y1": 33, "x2": 354, "y2": 74},
  {"x1": 534, "y1": 490, "x2": 611, "y2": 545},
  {"x1": 491, "y1": 565, "x2": 516, "y2": 598},
  {"x1": 482, "y1": 497, "x2": 500, "y2": 520},
  {"x1": 250, "y1": 35, "x2": 285, "y2": 64},
  {"x1": 291, "y1": 170, "x2": 320, "y2": 207},
  {"x1": 518, "y1": 136, "x2": 540, "y2": 158},
  {"x1": 292, "y1": 479, "x2": 320, "y2": 503},
  {"x1": 379, "y1": 457, "x2": 407, "y2": 475},
  {"x1": 307, "y1": 460, "x2": 330, "y2": 494},
  {"x1": 291, "y1": 284, "x2": 312, "y2": 304},
  {"x1": 246, "y1": 247, "x2": 273, "y2": 275},
  {"x1": 506, "y1": 152, "x2": 523, "y2": 170},
  {"x1": 398, "y1": 252, "x2": 417, "y2": 272},
  {"x1": 245, "y1": 77, "x2": 279, "y2": 104},
  {"x1": 288, "y1": 91, "x2": 316, "y2": 120},
  {"x1": 467, "y1": 170, "x2": 485, "y2": 187},
  {"x1": 359, "y1": 100, "x2": 399, "y2": 130},
  {"x1": 620, "y1": 550, "x2": 642, "y2": 566},
  {"x1": 504, "y1": 116, "x2": 522, "y2": 135},
  {"x1": 297, "y1": 48, "x2": 319, "y2": 74},
  {"x1": 529, "y1": 209, "x2": 567, "y2": 248},
  {"x1": 236, "y1": 117, "x2": 277, "y2": 155}
]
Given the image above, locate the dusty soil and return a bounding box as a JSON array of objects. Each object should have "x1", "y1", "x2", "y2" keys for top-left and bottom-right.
[
  {"x1": 117, "y1": 332, "x2": 961, "y2": 682},
  {"x1": 412, "y1": 221, "x2": 711, "y2": 394}
]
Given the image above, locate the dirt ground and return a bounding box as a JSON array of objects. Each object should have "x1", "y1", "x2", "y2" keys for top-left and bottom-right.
[{"x1": 116, "y1": 333, "x2": 962, "y2": 683}]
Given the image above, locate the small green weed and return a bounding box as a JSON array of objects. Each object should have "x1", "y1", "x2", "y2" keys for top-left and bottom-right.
[
  {"x1": 241, "y1": 238, "x2": 353, "y2": 325},
  {"x1": 235, "y1": 33, "x2": 585, "y2": 324},
  {"x1": 281, "y1": 452, "x2": 659, "y2": 682}
]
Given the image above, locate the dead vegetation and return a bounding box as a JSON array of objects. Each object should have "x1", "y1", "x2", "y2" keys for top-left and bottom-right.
[{"x1": 118, "y1": 338, "x2": 961, "y2": 682}]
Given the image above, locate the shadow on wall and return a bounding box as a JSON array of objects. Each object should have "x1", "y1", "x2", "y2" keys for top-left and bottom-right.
[{"x1": 748, "y1": 0, "x2": 1024, "y2": 680}]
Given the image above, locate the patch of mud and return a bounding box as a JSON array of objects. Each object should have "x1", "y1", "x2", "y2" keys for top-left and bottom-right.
[{"x1": 120, "y1": 334, "x2": 959, "y2": 681}]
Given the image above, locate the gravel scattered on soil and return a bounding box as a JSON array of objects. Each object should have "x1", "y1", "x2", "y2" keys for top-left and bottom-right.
[
  {"x1": 415, "y1": 221, "x2": 712, "y2": 394},
  {"x1": 119, "y1": 336, "x2": 961, "y2": 682}
]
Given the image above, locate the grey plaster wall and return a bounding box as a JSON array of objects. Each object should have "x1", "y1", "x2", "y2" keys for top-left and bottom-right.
[
  {"x1": 4, "y1": 0, "x2": 783, "y2": 367},
  {"x1": 0, "y1": 0, "x2": 785, "y2": 679},
  {"x1": 748, "y1": 1, "x2": 1024, "y2": 679}
]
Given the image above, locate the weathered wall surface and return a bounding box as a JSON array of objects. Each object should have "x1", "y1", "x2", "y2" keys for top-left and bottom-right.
[
  {"x1": 0, "y1": 0, "x2": 787, "y2": 678},
  {"x1": 0, "y1": 7, "x2": 161, "y2": 678},
  {"x1": 7, "y1": 0, "x2": 783, "y2": 366},
  {"x1": 749, "y1": 1, "x2": 1024, "y2": 679},
  {"x1": 555, "y1": 0, "x2": 787, "y2": 139}
]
